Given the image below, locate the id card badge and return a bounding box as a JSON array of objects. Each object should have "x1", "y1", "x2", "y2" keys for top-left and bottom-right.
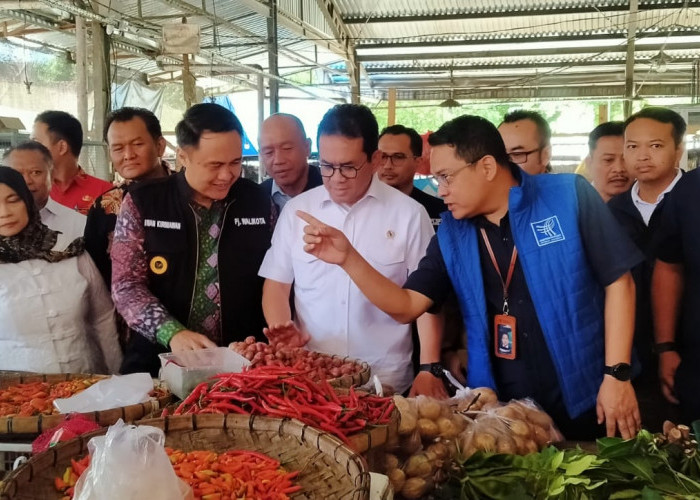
[{"x1": 494, "y1": 314, "x2": 517, "y2": 360}]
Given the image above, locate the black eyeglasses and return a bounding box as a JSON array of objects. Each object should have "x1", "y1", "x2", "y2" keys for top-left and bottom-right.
[
  {"x1": 433, "y1": 156, "x2": 483, "y2": 187},
  {"x1": 508, "y1": 147, "x2": 542, "y2": 165},
  {"x1": 319, "y1": 159, "x2": 368, "y2": 179},
  {"x1": 379, "y1": 153, "x2": 417, "y2": 167}
]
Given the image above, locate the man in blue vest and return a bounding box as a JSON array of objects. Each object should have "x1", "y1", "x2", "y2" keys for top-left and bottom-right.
[{"x1": 296, "y1": 115, "x2": 643, "y2": 440}]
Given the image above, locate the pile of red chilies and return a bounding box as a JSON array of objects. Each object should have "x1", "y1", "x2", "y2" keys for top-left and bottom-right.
[{"x1": 172, "y1": 365, "x2": 395, "y2": 445}]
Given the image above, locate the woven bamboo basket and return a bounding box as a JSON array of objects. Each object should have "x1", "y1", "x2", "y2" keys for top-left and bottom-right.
[
  {"x1": 142, "y1": 385, "x2": 398, "y2": 456},
  {"x1": 0, "y1": 373, "x2": 172, "y2": 436},
  {"x1": 143, "y1": 403, "x2": 397, "y2": 456},
  {"x1": 318, "y1": 356, "x2": 371, "y2": 389},
  {"x1": 0, "y1": 414, "x2": 371, "y2": 500}
]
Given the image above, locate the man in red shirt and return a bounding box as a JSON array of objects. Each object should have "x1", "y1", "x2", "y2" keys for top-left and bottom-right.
[{"x1": 32, "y1": 111, "x2": 112, "y2": 214}]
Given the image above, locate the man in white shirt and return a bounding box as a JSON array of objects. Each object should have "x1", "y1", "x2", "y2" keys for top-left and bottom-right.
[
  {"x1": 607, "y1": 106, "x2": 686, "y2": 432},
  {"x1": 259, "y1": 104, "x2": 445, "y2": 396},
  {"x1": 3, "y1": 141, "x2": 85, "y2": 250}
]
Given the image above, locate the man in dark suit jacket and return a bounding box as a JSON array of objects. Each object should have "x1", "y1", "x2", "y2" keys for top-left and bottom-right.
[
  {"x1": 258, "y1": 113, "x2": 322, "y2": 225},
  {"x1": 377, "y1": 124, "x2": 446, "y2": 231},
  {"x1": 607, "y1": 106, "x2": 685, "y2": 431}
]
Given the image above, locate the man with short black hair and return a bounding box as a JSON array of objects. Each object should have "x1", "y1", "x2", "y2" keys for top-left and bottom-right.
[
  {"x1": 4, "y1": 141, "x2": 85, "y2": 249},
  {"x1": 258, "y1": 113, "x2": 322, "y2": 224},
  {"x1": 111, "y1": 103, "x2": 270, "y2": 375},
  {"x1": 498, "y1": 110, "x2": 552, "y2": 175},
  {"x1": 85, "y1": 107, "x2": 172, "y2": 287},
  {"x1": 32, "y1": 110, "x2": 112, "y2": 214},
  {"x1": 608, "y1": 107, "x2": 686, "y2": 429},
  {"x1": 259, "y1": 104, "x2": 445, "y2": 397},
  {"x1": 297, "y1": 114, "x2": 644, "y2": 440},
  {"x1": 378, "y1": 124, "x2": 446, "y2": 230},
  {"x1": 586, "y1": 121, "x2": 631, "y2": 202}
]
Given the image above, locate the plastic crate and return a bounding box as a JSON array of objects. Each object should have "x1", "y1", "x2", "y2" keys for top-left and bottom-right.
[{"x1": 0, "y1": 442, "x2": 32, "y2": 479}]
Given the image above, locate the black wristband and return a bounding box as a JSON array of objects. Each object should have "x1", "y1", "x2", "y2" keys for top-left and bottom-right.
[
  {"x1": 418, "y1": 363, "x2": 444, "y2": 378},
  {"x1": 654, "y1": 342, "x2": 677, "y2": 354}
]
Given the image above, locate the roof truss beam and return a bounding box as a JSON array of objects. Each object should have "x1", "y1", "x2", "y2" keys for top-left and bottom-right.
[
  {"x1": 375, "y1": 83, "x2": 691, "y2": 100},
  {"x1": 357, "y1": 28, "x2": 700, "y2": 49},
  {"x1": 363, "y1": 56, "x2": 699, "y2": 73},
  {"x1": 157, "y1": 0, "x2": 345, "y2": 76},
  {"x1": 236, "y1": 0, "x2": 348, "y2": 57},
  {"x1": 343, "y1": 1, "x2": 700, "y2": 24}
]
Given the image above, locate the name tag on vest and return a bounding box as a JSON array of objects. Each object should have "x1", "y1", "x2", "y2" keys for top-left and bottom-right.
[
  {"x1": 233, "y1": 217, "x2": 266, "y2": 226},
  {"x1": 144, "y1": 219, "x2": 182, "y2": 230}
]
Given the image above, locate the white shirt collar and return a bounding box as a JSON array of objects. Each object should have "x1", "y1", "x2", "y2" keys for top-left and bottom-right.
[
  {"x1": 41, "y1": 197, "x2": 61, "y2": 217},
  {"x1": 270, "y1": 179, "x2": 285, "y2": 199},
  {"x1": 631, "y1": 169, "x2": 682, "y2": 206}
]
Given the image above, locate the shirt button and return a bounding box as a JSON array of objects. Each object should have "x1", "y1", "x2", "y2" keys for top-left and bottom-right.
[
  {"x1": 48, "y1": 310, "x2": 57, "y2": 318},
  {"x1": 39, "y1": 288, "x2": 48, "y2": 295},
  {"x1": 32, "y1": 268, "x2": 41, "y2": 276}
]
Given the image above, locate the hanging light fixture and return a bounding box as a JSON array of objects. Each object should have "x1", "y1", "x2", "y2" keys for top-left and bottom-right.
[
  {"x1": 650, "y1": 50, "x2": 672, "y2": 73},
  {"x1": 439, "y1": 94, "x2": 461, "y2": 108},
  {"x1": 439, "y1": 68, "x2": 461, "y2": 108}
]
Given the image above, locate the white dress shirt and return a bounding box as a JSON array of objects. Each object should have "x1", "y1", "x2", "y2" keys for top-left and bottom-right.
[
  {"x1": 40, "y1": 197, "x2": 87, "y2": 250},
  {"x1": 630, "y1": 169, "x2": 682, "y2": 225},
  {"x1": 259, "y1": 175, "x2": 434, "y2": 393},
  {"x1": 0, "y1": 251, "x2": 122, "y2": 374}
]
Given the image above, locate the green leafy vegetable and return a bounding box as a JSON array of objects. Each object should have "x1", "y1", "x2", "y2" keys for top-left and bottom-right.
[{"x1": 433, "y1": 424, "x2": 700, "y2": 500}]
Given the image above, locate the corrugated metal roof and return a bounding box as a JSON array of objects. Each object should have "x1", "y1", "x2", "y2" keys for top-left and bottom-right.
[{"x1": 1, "y1": 0, "x2": 699, "y2": 101}]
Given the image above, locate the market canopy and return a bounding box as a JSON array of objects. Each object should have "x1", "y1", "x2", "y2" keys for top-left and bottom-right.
[{"x1": 1, "y1": 0, "x2": 700, "y2": 102}]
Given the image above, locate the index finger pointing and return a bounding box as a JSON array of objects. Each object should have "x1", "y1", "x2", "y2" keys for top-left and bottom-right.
[{"x1": 296, "y1": 210, "x2": 324, "y2": 226}]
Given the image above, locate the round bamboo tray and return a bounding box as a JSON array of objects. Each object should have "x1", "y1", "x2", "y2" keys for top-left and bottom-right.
[
  {"x1": 327, "y1": 356, "x2": 371, "y2": 389},
  {"x1": 0, "y1": 373, "x2": 172, "y2": 436},
  {"x1": 0, "y1": 414, "x2": 371, "y2": 500}
]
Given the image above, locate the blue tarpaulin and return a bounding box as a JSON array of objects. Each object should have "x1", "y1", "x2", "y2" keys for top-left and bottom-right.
[{"x1": 203, "y1": 95, "x2": 258, "y2": 156}]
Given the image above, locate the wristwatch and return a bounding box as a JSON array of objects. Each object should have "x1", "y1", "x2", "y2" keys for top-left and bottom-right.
[
  {"x1": 418, "y1": 363, "x2": 445, "y2": 378},
  {"x1": 604, "y1": 363, "x2": 632, "y2": 381}
]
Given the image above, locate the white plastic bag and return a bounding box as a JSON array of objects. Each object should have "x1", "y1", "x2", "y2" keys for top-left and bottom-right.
[
  {"x1": 53, "y1": 373, "x2": 154, "y2": 413},
  {"x1": 74, "y1": 419, "x2": 193, "y2": 500}
]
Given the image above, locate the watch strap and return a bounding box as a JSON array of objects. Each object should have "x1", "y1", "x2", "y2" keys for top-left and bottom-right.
[
  {"x1": 418, "y1": 363, "x2": 444, "y2": 377},
  {"x1": 604, "y1": 363, "x2": 631, "y2": 381},
  {"x1": 654, "y1": 342, "x2": 677, "y2": 354}
]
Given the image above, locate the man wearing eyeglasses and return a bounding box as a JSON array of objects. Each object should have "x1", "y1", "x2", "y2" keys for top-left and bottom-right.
[
  {"x1": 296, "y1": 115, "x2": 644, "y2": 441},
  {"x1": 378, "y1": 125, "x2": 446, "y2": 231},
  {"x1": 498, "y1": 110, "x2": 552, "y2": 175},
  {"x1": 258, "y1": 104, "x2": 445, "y2": 397}
]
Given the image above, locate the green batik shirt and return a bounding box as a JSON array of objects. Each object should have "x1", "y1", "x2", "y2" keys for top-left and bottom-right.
[{"x1": 156, "y1": 201, "x2": 224, "y2": 346}]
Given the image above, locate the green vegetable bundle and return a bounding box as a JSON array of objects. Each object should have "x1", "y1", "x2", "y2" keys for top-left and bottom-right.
[{"x1": 434, "y1": 424, "x2": 700, "y2": 500}]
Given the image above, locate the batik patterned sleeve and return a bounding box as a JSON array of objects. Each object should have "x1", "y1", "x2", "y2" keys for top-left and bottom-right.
[{"x1": 111, "y1": 193, "x2": 186, "y2": 345}]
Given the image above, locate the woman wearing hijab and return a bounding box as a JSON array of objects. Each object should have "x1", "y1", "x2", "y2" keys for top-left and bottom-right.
[{"x1": 0, "y1": 166, "x2": 121, "y2": 373}]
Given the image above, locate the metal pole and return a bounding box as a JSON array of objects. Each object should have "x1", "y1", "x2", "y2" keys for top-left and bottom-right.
[
  {"x1": 257, "y1": 73, "x2": 265, "y2": 182},
  {"x1": 91, "y1": 18, "x2": 111, "y2": 180},
  {"x1": 92, "y1": 20, "x2": 108, "y2": 139},
  {"x1": 624, "y1": 0, "x2": 638, "y2": 118},
  {"x1": 349, "y1": 46, "x2": 360, "y2": 104},
  {"x1": 181, "y1": 17, "x2": 195, "y2": 109},
  {"x1": 75, "y1": 15, "x2": 88, "y2": 169},
  {"x1": 387, "y1": 88, "x2": 396, "y2": 126},
  {"x1": 267, "y1": 0, "x2": 279, "y2": 114},
  {"x1": 75, "y1": 16, "x2": 88, "y2": 134}
]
